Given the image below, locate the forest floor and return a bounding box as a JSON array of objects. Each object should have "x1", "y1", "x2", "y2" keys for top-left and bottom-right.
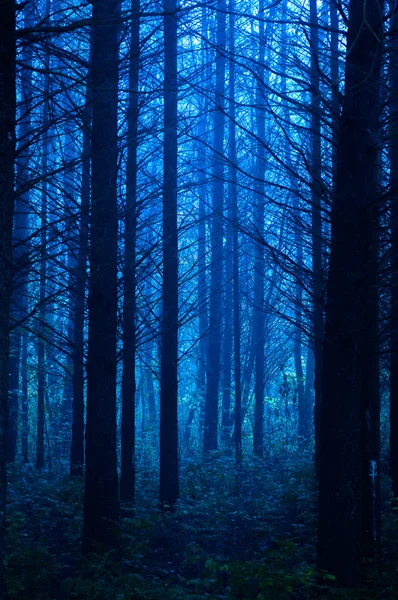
[{"x1": 4, "y1": 454, "x2": 398, "y2": 600}]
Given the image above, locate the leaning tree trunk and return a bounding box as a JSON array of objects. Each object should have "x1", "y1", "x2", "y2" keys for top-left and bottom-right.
[
  {"x1": 159, "y1": 0, "x2": 179, "y2": 509},
  {"x1": 0, "y1": 0, "x2": 16, "y2": 594},
  {"x1": 83, "y1": 0, "x2": 120, "y2": 552},
  {"x1": 121, "y1": 0, "x2": 140, "y2": 502},
  {"x1": 318, "y1": 0, "x2": 383, "y2": 584}
]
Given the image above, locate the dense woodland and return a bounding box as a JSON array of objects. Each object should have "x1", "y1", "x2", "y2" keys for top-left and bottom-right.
[{"x1": 0, "y1": 0, "x2": 397, "y2": 597}]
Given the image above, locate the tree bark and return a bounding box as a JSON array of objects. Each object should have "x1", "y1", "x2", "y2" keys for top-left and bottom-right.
[
  {"x1": 204, "y1": 0, "x2": 226, "y2": 453},
  {"x1": 253, "y1": 0, "x2": 266, "y2": 458},
  {"x1": 0, "y1": 0, "x2": 16, "y2": 593},
  {"x1": 83, "y1": 0, "x2": 120, "y2": 551},
  {"x1": 318, "y1": 0, "x2": 383, "y2": 583},
  {"x1": 159, "y1": 0, "x2": 179, "y2": 508},
  {"x1": 391, "y1": 0, "x2": 398, "y2": 499},
  {"x1": 120, "y1": 0, "x2": 140, "y2": 502}
]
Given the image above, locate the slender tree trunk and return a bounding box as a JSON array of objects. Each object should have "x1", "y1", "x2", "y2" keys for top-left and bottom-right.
[
  {"x1": 159, "y1": 0, "x2": 179, "y2": 508},
  {"x1": 0, "y1": 0, "x2": 16, "y2": 593},
  {"x1": 120, "y1": 0, "x2": 140, "y2": 502},
  {"x1": 61, "y1": 123, "x2": 76, "y2": 449},
  {"x1": 253, "y1": 0, "x2": 266, "y2": 457},
  {"x1": 221, "y1": 16, "x2": 234, "y2": 441},
  {"x1": 70, "y1": 73, "x2": 91, "y2": 478},
  {"x1": 197, "y1": 6, "x2": 209, "y2": 437},
  {"x1": 318, "y1": 0, "x2": 383, "y2": 583},
  {"x1": 21, "y1": 330, "x2": 28, "y2": 463},
  {"x1": 83, "y1": 0, "x2": 120, "y2": 551},
  {"x1": 309, "y1": 0, "x2": 324, "y2": 478},
  {"x1": 7, "y1": 4, "x2": 32, "y2": 464},
  {"x1": 229, "y1": 0, "x2": 242, "y2": 461},
  {"x1": 204, "y1": 0, "x2": 226, "y2": 452},
  {"x1": 390, "y1": 0, "x2": 398, "y2": 499},
  {"x1": 36, "y1": 81, "x2": 49, "y2": 471}
]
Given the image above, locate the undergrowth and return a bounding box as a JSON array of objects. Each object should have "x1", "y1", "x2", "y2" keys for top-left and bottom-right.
[{"x1": 4, "y1": 456, "x2": 398, "y2": 599}]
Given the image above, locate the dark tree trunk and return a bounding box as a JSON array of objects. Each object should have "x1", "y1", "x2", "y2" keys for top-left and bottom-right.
[
  {"x1": 36, "y1": 85, "x2": 49, "y2": 471},
  {"x1": 253, "y1": 0, "x2": 266, "y2": 457},
  {"x1": 159, "y1": 0, "x2": 179, "y2": 508},
  {"x1": 221, "y1": 7, "x2": 235, "y2": 443},
  {"x1": 229, "y1": 0, "x2": 242, "y2": 461},
  {"x1": 7, "y1": 4, "x2": 32, "y2": 465},
  {"x1": 21, "y1": 330, "x2": 28, "y2": 463},
  {"x1": 61, "y1": 124, "x2": 76, "y2": 450},
  {"x1": 0, "y1": 0, "x2": 16, "y2": 593},
  {"x1": 197, "y1": 5, "x2": 209, "y2": 437},
  {"x1": 318, "y1": 0, "x2": 383, "y2": 584},
  {"x1": 204, "y1": 0, "x2": 226, "y2": 453},
  {"x1": 309, "y1": 0, "x2": 324, "y2": 479},
  {"x1": 70, "y1": 74, "x2": 91, "y2": 478},
  {"x1": 390, "y1": 0, "x2": 398, "y2": 499},
  {"x1": 83, "y1": 0, "x2": 120, "y2": 551},
  {"x1": 120, "y1": 0, "x2": 140, "y2": 502}
]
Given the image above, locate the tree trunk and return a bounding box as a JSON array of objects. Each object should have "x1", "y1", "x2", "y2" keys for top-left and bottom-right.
[
  {"x1": 390, "y1": 0, "x2": 398, "y2": 499},
  {"x1": 204, "y1": 0, "x2": 226, "y2": 453},
  {"x1": 36, "y1": 80, "x2": 49, "y2": 471},
  {"x1": 318, "y1": 0, "x2": 383, "y2": 583},
  {"x1": 253, "y1": 0, "x2": 266, "y2": 457},
  {"x1": 229, "y1": 0, "x2": 242, "y2": 462},
  {"x1": 159, "y1": 0, "x2": 179, "y2": 508},
  {"x1": 120, "y1": 0, "x2": 140, "y2": 502},
  {"x1": 70, "y1": 72, "x2": 91, "y2": 478},
  {"x1": 309, "y1": 0, "x2": 324, "y2": 479},
  {"x1": 83, "y1": 0, "x2": 120, "y2": 551},
  {"x1": 0, "y1": 0, "x2": 16, "y2": 592}
]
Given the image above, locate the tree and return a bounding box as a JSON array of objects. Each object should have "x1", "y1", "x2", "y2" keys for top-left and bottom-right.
[
  {"x1": 121, "y1": 0, "x2": 140, "y2": 502},
  {"x1": 8, "y1": 1, "x2": 33, "y2": 465},
  {"x1": 159, "y1": 0, "x2": 179, "y2": 508},
  {"x1": 204, "y1": 0, "x2": 226, "y2": 453},
  {"x1": 229, "y1": 0, "x2": 242, "y2": 461},
  {"x1": 253, "y1": 0, "x2": 266, "y2": 458},
  {"x1": 0, "y1": 0, "x2": 16, "y2": 593},
  {"x1": 70, "y1": 68, "x2": 91, "y2": 478},
  {"x1": 83, "y1": 0, "x2": 120, "y2": 551},
  {"x1": 309, "y1": 0, "x2": 323, "y2": 477},
  {"x1": 318, "y1": 0, "x2": 384, "y2": 583},
  {"x1": 390, "y1": 0, "x2": 398, "y2": 499}
]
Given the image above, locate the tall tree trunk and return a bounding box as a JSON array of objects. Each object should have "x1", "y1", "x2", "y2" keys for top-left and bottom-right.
[
  {"x1": 21, "y1": 330, "x2": 28, "y2": 463},
  {"x1": 83, "y1": 0, "x2": 120, "y2": 551},
  {"x1": 7, "y1": 3, "x2": 32, "y2": 465},
  {"x1": 253, "y1": 0, "x2": 266, "y2": 457},
  {"x1": 120, "y1": 0, "x2": 140, "y2": 502},
  {"x1": 221, "y1": 8, "x2": 235, "y2": 443},
  {"x1": 309, "y1": 0, "x2": 324, "y2": 478},
  {"x1": 318, "y1": 0, "x2": 383, "y2": 584},
  {"x1": 0, "y1": 0, "x2": 16, "y2": 592},
  {"x1": 204, "y1": 0, "x2": 226, "y2": 452},
  {"x1": 70, "y1": 71, "x2": 91, "y2": 478},
  {"x1": 229, "y1": 0, "x2": 242, "y2": 461},
  {"x1": 159, "y1": 0, "x2": 179, "y2": 508},
  {"x1": 197, "y1": 5, "x2": 209, "y2": 437},
  {"x1": 390, "y1": 0, "x2": 398, "y2": 499},
  {"x1": 61, "y1": 123, "x2": 76, "y2": 448},
  {"x1": 36, "y1": 77, "x2": 49, "y2": 471}
]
